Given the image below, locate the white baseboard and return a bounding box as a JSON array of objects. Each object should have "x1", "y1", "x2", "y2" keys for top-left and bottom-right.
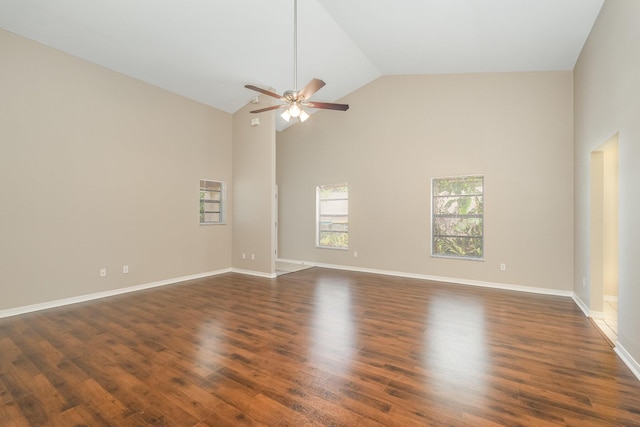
[
  {"x1": 277, "y1": 258, "x2": 312, "y2": 266},
  {"x1": 572, "y1": 293, "x2": 590, "y2": 316},
  {"x1": 615, "y1": 343, "x2": 640, "y2": 381},
  {"x1": 276, "y1": 258, "x2": 316, "y2": 265},
  {"x1": 0, "y1": 268, "x2": 232, "y2": 319},
  {"x1": 278, "y1": 259, "x2": 573, "y2": 297},
  {"x1": 230, "y1": 268, "x2": 277, "y2": 279}
]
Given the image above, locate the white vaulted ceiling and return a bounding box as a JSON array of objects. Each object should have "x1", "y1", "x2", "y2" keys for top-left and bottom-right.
[{"x1": 0, "y1": 0, "x2": 603, "y2": 118}]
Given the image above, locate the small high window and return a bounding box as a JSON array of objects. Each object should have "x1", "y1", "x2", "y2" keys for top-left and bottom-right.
[{"x1": 200, "y1": 180, "x2": 226, "y2": 225}]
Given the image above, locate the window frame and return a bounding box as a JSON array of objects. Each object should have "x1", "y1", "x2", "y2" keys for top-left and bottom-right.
[
  {"x1": 199, "y1": 179, "x2": 226, "y2": 225},
  {"x1": 431, "y1": 175, "x2": 484, "y2": 260},
  {"x1": 316, "y1": 183, "x2": 349, "y2": 250}
]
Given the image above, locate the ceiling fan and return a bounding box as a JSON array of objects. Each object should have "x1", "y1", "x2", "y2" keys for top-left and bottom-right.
[{"x1": 244, "y1": 0, "x2": 349, "y2": 123}]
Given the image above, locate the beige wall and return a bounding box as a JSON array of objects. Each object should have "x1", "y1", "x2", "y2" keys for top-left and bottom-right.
[
  {"x1": 574, "y1": 0, "x2": 640, "y2": 361},
  {"x1": 277, "y1": 72, "x2": 574, "y2": 291},
  {"x1": 0, "y1": 30, "x2": 233, "y2": 310},
  {"x1": 231, "y1": 97, "x2": 276, "y2": 276}
]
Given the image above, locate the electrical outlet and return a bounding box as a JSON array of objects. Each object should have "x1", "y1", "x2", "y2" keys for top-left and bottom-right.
[
  {"x1": 123, "y1": 265, "x2": 129, "y2": 274},
  {"x1": 500, "y1": 263, "x2": 506, "y2": 271},
  {"x1": 251, "y1": 254, "x2": 255, "y2": 260},
  {"x1": 100, "y1": 268, "x2": 107, "y2": 277},
  {"x1": 354, "y1": 251, "x2": 358, "y2": 258},
  {"x1": 242, "y1": 253, "x2": 246, "y2": 260}
]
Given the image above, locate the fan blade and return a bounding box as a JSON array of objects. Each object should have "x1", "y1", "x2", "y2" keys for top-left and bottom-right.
[
  {"x1": 250, "y1": 104, "x2": 287, "y2": 114},
  {"x1": 298, "y1": 78, "x2": 326, "y2": 101},
  {"x1": 244, "y1": 84, "x2": 283, "y2": 100},
  {"x1": 305, "y1": 101, "x2": 349, "y2": 111}
]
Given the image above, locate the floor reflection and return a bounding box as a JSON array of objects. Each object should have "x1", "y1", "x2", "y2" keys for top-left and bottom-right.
[
  {"x1": 424, "y1": 295, "x2": 488, "y2": 391},
  {"x1": 593, "y1": 299, "x2": 618, "y2": 344},
  {"x1": 311, "y1": 278, "x2": 356, "y2": 375}
]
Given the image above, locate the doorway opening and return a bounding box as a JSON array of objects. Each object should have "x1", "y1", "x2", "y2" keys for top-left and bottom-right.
[{"x1": 589, "y1": 134, "x2": 619, "y2": 344}]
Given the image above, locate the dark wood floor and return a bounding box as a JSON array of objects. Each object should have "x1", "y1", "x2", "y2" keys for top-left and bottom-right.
[{"x1": 1, "y1": 268, "x2": 639, "y2": 426}]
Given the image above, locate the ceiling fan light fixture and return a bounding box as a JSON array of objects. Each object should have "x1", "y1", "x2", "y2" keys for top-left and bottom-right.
[
  {"x1": 299, "y1": 109, "x2": 310, "y2": 122},
  {"x1": 280, "y1": 109, "x2": 291, "y2": 122},
  {"x1": 289, "y1": 103, "x2": 301, "y2": 118}
]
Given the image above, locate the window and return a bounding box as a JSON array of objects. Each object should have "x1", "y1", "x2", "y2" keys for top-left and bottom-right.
[
  {"x1": 316, "y1": 183, "x2": 348, "y2": 249},
  {"x1": 200, "y1": 179, "x2": 226, "y2": 224},
  {"x1": 432, "y1": 175, "x2": 483, "y2": 259}
]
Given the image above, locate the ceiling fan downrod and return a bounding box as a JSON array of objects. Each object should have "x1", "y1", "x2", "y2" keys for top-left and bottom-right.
[{"x1": 293, "y1": 0, "x2": 298, "y2": 91}]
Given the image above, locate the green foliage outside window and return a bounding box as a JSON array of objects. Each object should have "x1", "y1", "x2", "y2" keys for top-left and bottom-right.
[
  {"x1": 432, "y1": 175, "x2": 483, "y2": 259},
  {"x1": 319, "y1": 231, "x2": 349, "y2": 248}
]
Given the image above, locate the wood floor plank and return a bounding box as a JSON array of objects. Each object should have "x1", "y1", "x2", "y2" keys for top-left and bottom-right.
[
  {"x1": 0, "y1": 401, "x2": 30, "y2": 427},
  {"x1": 1, "y1": 268, "x2": 639, "y2": 426}
]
